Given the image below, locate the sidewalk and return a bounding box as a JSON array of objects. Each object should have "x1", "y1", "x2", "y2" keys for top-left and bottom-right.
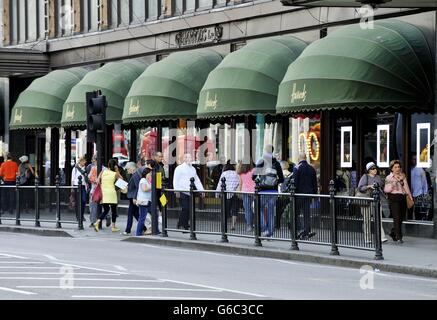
[{"x1": 1, "y1": 212, "x2": 437, "y2": 278}]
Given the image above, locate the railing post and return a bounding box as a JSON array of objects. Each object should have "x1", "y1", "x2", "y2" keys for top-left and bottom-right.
[
  {"x1": 290, "y1": 178, "x2": 299, "y2": 251},
  {"x1": 373, "y1": 182, "x2": 384, "y2": 260},
  {"x1": 189, "y1": 177, "x2": 197, "y2": 240},
  {"x1": 220, "y1": 177, "x2": 228, "y2": 243},
  {"x1": 56, "y1": 175, "x2": 62, "y2": 228},
  {"x1": 78, "y1": 176, "x2": 84, "y2": 230},
  {"x1": 34, "y1": 177, "x2": 40, "y2": 227},
  {"x1": 15, "y1": 174, "x2": 20, "y2": 226},
  {"x1": 329, "y1": 180, "x2": 339, "y2": 255},
  {"x1": 254, "y1": 178, "x2": 262, "y2": 247}
]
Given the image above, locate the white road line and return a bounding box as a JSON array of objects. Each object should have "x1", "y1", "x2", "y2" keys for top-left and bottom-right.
[
  {"x1": 50, "y1": 262, "x2": 127, "y2": 275},
  {"x1": 0, "y1": 287, "x2": 36, "y2": 295},
  {"x1": 0, "y1": 267, "x2": 77, "y2": 269},
  {"x1": 44, "y1": 255, "x2": 58, "y2": 261},
  {"x1": 0, "y1": 254, "x2": 27, "y2": 259},
  {"x1": 17, "y1": 286, "x2": 220, "y2": 292},
  {"x1": 0, "y1": 272, "x2": 119, "y2": 275},
  {"x1": 113, "y1": 265, "x2": 128, "y2": 271},
  {"x1": 161, "y1": 279, "x2": 266, "y2": 298},
  {"x1": 71, "y1": 295, "x2": 225, "y2": 300},
  {"x1": 0, "y1": 277, "x2": 164, "y2": 282},
  {"x1": 0, "y1": 262, "x2": 45, "y2": 264},
  {"x1": 375, "y1": 272, "x2": 437, "y2": 283}
]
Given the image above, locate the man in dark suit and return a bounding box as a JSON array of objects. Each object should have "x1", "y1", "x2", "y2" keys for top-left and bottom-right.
[{"x1": 293, "y1": 152, "x2": 318, "y2": 239}]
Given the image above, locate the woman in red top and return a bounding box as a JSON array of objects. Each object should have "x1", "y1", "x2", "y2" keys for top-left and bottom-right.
[{"x1": 384, "y1": 160, "x2": 413, "y2": 243}]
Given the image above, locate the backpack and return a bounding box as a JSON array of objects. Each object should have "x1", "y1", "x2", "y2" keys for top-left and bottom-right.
[
  {"x1": 19, "y1": 166, "x2": 32, "y2": 185},
  {"x1": 258, "y1": 165, "x2": 279, "y2": 189},
  {"x1": 281, "y1": 174, "x2": 293, "y2": 193}
]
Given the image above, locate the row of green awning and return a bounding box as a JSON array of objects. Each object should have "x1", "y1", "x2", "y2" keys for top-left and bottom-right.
[{"x1": 9, "y1": 19, "x2": 434, "y2": 130}]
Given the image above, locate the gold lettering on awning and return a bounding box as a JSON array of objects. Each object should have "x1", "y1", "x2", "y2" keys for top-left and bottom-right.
[
  {"x1": 65, "y1": 104, "x2": 75, "y2": 120},
  {"x1": 204, "y1": 91, "x2": 218, "y2": 110},
  {"x1": 14, "y1": 108, "x2": 23, "y2": 123},
  {"x1": 128, "y1": 99, "x2": 140, "y2": 115},
  {"x1": 291, "y1": 83, "x2": 307, "y2": 103}
]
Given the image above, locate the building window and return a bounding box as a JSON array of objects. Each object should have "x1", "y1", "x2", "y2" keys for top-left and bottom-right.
[
  {"x1": 119, "y1": 0, "x2": 130, "y2": 26},
  {"x1": 89, "y1": 0, "x2": 99, "y2": 31},
  {"x1": 38, "y1": 0, "x2": 49, "y2": 39},
  {"x1": 198, "y1": 0, "x2": 212, "y2": 9},
  {"x1": 18, "y1": 1, "x2": 26, "y2": 43},
  {"x1": 147, "y1": 0, "x2": 159, "y2": 20},
  {"x1": 59, "y1": 0, "x2": 74, "y2": 36},
  {"x1": 185, "y1": 0, "x2": 195, "y2": 12},
  {"x1": 215, "y1": 0, "x2": 228, "y2": 7},
  {"x1": 131, "y1": 0, "x2": 146, "y2": 24},
  {"x1": 174, "y1": 0, "x2": 183, "y2": 15},
  {"x1": 27, "y1": 0, "x2": 38, "y2": 41}
]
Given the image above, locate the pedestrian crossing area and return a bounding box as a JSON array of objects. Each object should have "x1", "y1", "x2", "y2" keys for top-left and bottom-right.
[{"x1": 0, "y1": 253, "x2": 265, "y2": 299}]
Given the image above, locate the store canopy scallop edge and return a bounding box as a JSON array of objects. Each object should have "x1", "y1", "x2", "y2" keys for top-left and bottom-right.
[{"x1": 276, "y1": 19, "x2": 434, "y2": 113}]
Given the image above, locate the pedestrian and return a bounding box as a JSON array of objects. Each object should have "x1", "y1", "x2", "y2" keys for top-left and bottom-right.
[
  {"x1": 153, "y1": 151, "x2": 167, "y2": 212},
  {"x1": 384, "y1": 160, "x2": 413, "y2": 243},
  {"x1": 0, "y1": 152, "x2": 18, "y2": 214},
  {"x1": 94, "y1": 159, "x2": 125, "y2": 232},
  {"x1": 237, "y1": 163, "x2": 255, "y2": 232},
  {"x1": 87, "y1": 154, "x2": 102, "y2": 228},
  {"x1": 410, "y1": 155, "x2": 429, "y2": 220},
  {"x1": 276, "y1": 160, "x2": 293, "y2": 230},
  {"x1": 136, "y1": 166, "x2": 153, "y2": 236},
  {"x1": 216, "y1": 160, "x2": 240, "y2": 231},
  {"x1": 71, "y1": 156, "x2": 88, "y2": 222},
  {"x1": 252, "y1": 144, "x2": 284, "y2": 238},
  {"x1": 123, "y1": 160, "x2": 144, "y2": 236},
  {"x1": 356, "y1": 162, "x2": 388, "y2": 244},
  {"x1": 293, "y1": 152, "x2": 317, "y2": 240},
  {"x1": 173, "y1": 154, "x2": 204, "y2": 230},
  {"x1": 18, "y1": 155, "x2": 36, "y2": 211}
]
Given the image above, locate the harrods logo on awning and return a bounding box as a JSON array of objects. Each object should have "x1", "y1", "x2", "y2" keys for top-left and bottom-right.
[
  {"x1": 14, "y1": 108, "x2": 23, "y2": 123},
  {"x1": 204, "y1": 91, "x2": 218, "y2": 110},
  {"x1": 175, "y1": 25, "x2": 223, "y2": 48},
  {"x1": 290, "y1": 83, "x2": 307, "y2": 103},
  {"x1": 128, "y1": 99, "x2": 140, "y2": 115},
  {"x1": 65, "y1": 104, "x2": 75, "y2": 120}
]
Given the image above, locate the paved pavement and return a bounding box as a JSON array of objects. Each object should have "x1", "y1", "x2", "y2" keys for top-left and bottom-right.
[{"x1": 1, "y1": 212, "x2": 437, "y2": 279}]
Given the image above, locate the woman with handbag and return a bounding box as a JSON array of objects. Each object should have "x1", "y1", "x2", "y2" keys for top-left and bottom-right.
[
  {"x1": 94, "y1": 159, "x2": 124, "y2": 233},
  {"x1": 357, "y1": 162, "x2": 387, "y2": 244},
  {"x1": 384, "y1": 160, "x2": 413, "y2": 243}
]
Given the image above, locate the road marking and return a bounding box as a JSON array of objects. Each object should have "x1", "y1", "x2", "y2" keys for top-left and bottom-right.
[
  {"x1": 0, "y1": 272, "x2": 119, "y2": 275},
  {"x1": 51, "y1": 262, "x2": 128, "y2": 275},
  {"x1": 0, "y1": 286, "x2": 36, "y2": 295},
  {"x1": 0, "y1": 262, "x2": 45, "y2": 264},
  {"x1": 17, "y1": 286, "x2": 220, "y2": 292},
  {"x1": 44, "y1": 255, "x2": 58, "y2": 261},
  {"x1": 71, "y1": 295, "x2": 224, "y2": 300},
  {"x1": 113, "y1": 265, "x2": 127, "y2": 271},
  {"x1": 161, "y1": 279, "x2": 266, "y2": 298},
  {"x1": 0, "y1": 267, "x2": 76, "y2": 269},
  {"x1": 375, "y1": 272, "x2": 437, "y2": 283},
  {"x1": 0, "y1": 254, "x2": 27, "y2": 259},
  {"x1": 0, "y1": 277, "x2": 164, "y2": 282}
]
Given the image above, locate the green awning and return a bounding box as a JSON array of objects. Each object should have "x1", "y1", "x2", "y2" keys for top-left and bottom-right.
[
  {"x1": 9, "y1": 67, "x2": 88, "y2": 130},
  {"x1": 197, "y1": 36, "x2": 307, "y2": 119},
  {"x1": 61, "y1": 59, "x2": 148, "y2": 127},
  {"x1": 276, "y1": 19, "x2": 434, "y2": 113},
  {"x1": 123, "y1": 49, "x2": 223, "y2": 124}
]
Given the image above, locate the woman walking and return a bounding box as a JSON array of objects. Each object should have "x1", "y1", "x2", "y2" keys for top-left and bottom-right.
[
  {"x1": 384, "y1": 160, "x2": 413, "y2": 243},
  {"x1": 356, "y1": 162, "x2": 387, "y2": 244},
  {"x1": 136, "y1": 167, "x2": 153, "y2": 236},
  {"x1": 216, "y1": 161, "x2": 240, "y2": 231},
  {"x1": 237, "y1": 163, "x2": 255, "y2": 232},
  {"x1": 94, "y1": 159, "x2": 124, "y2": 232}
]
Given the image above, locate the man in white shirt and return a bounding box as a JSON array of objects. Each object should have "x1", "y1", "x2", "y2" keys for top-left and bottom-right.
[{"x1": 173, "y1": 154, "x2": 204, "y2": 229}]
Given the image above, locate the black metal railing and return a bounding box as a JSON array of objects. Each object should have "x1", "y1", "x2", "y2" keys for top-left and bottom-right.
[
  {"x1": 0, "y1": 175, "x2": 85, "y2": 230},
  {"x1": 161, "y1": 177, "x2": 384, "y2": 260}
]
